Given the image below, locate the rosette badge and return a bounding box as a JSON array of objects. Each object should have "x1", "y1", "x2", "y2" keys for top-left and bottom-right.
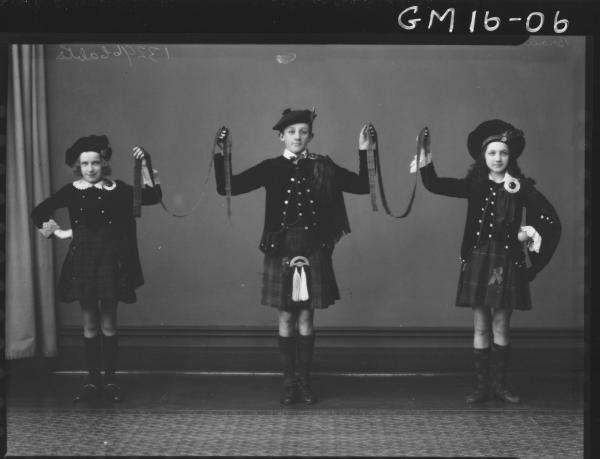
[{"x1": 504, "y1": 176, "x2": 520, "y2": 193}]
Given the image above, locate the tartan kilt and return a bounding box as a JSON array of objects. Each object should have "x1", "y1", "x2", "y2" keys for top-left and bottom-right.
[
  {"x1": 261, "y1": 227, "x2": 340, "y2": 310},
  {"x1": 57, "y1": 224, "x2": 136, "y2": 304},
  {"x1": 456, "y1": 238, "x2": 531, "y2": 310}
]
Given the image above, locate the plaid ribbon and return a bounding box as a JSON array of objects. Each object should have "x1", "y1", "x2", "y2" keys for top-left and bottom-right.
[
  {"x1": 368, "y1": 125, "x2": 424, "y2": 219},
  {"x1": 133, "y1": 154, "x2": 158, "y2": 218},
  {"x1": 222, "y1": 131, "x2": 233, "y2": 220},
  {"x1": 366, "y1": 143, "x2": 378, "y2": 211},
  {"x1": 133, "y1": 157, "x2": 142, "y2": 217}
]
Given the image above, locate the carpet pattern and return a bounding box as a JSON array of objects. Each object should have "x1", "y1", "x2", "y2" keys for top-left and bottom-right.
[{"x1": 7, "y1": 408, "x2": 583, "y2": 457}]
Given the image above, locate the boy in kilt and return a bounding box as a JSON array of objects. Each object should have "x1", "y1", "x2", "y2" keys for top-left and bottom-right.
[
  {"x1": 411, "y1": 120, "x2": 561, "y2": 404},
  {"x1": 31, "y1": 135, "x2": 162, "y2": 403},
  {"x1": 214, "y1": 109, "x2": 374, "y2": 405}
]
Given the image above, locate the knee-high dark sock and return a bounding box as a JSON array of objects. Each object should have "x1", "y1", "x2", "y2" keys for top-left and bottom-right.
[
  {"x1": 83, "y1": 335, "x2": 102, "y2": 384},
  {"x1": 466, "y1": 347, "x2": 491, "y2": 403},
  {"x1": 491, "y1": 342, "x2": 509, "y2": 389},
  {"x1": 490, "y1": 342, "x2": 520, "y2": 403},
  {"x1": 278, "y1": 335, "x2": 297, "y2": 383},
  {"x1": 102, "y1": 334, "x2": 119, "y2": 381},
  {"x1": 296, "y1": 334, "x2": 315, "y2": 384}
]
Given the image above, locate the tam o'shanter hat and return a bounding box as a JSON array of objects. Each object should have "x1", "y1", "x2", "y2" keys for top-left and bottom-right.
[
  {"x1": 273, "y1": 108, "x2": 317, "y2": 132},
  {"x1": 65, "y1": 135, "x2": 112, "y2": 166},
  {"x1": 467, "y1": 119, "x2": 525, "y2": 159}
]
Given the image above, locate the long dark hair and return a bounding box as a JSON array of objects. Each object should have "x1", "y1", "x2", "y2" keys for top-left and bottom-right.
[{"x1": 466, "y1": 152, "x2": 534, "y2": 186}]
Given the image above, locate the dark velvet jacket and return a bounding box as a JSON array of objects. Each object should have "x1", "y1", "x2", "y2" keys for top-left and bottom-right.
[
  {"x1": 31, "y1": 179, "x2": 162, "y2": 290},
  {"x1": 214, "y1": 151, "x2": 369, "y2": 251},
  {"x1": 420, "y1": 162, "x2": 561, "y2": 276}
]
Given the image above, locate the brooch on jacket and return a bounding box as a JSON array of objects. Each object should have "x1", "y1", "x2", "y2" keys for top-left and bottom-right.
[{"x1": 503, "y1": 173, "x2": 520, "y2": 194}]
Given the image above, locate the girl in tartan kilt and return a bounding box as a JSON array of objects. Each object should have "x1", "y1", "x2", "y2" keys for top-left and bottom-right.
[
  {"x1": 214, "y1": 109, "x2": 374, "y2": 405},
  {"x1": 31, "y1": 135, "x2": 162, "y2": 403},
  {"x1": 411, "y1": 120, "x2": 561, "y2": 404}
]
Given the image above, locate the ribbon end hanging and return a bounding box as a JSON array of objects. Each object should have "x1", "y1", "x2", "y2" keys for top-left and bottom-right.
[
  {"x1": 366, "y1": 145, "x2": 378, "y2": 212},
  {"x1": 133, "y1": 157, "x2": 143, "y2": 218}
]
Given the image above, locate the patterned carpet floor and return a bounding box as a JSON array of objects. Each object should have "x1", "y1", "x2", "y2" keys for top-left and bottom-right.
[
  {"x1": 7, "y1": 407, "x2": 583, "y2": 457},
  {"x1": 5, "y1": 372, "x2": 585, "y2": 457}
]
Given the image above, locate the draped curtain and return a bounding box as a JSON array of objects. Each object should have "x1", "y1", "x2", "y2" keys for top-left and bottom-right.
[{"x1": 5, "y1": 44, "x2": 56, "y2": 359}]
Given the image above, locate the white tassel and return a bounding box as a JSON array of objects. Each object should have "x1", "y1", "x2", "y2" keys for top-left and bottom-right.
[
  {"x1": 299, "y1": 266, "x2": 309, "y2": 301},
  {"x1": 292, "y1": 267, "x2": 302, "y2": 302}
]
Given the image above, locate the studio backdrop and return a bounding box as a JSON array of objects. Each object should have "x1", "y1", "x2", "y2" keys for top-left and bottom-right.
[{"x1": 42, "y1": 39, "x2": 584, "y2": 336}]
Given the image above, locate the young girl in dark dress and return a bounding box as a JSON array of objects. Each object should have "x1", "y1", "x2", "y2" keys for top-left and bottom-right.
[
  {"x1": 214, "y1": 109, "x2": 374, "y2": 405},
  {"x1": 31, "y1": 135, "x2": 162, "y2": 403},
  {"x1": 411, "y1": 120, "x2": 561, "y2": 404}
]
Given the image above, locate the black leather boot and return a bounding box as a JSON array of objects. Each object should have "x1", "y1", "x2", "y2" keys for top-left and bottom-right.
[
  {"x1": 465, "y1": 347, "x2": 491, "y2": 404},
  {"x1": 296, "y1": 334, "x2": 317, "y2": 405},
  {"x1": 490, "y1": 343, "x2": 521, "y2": 404},
  {"x1": 102, "y1": 334, "x2": 123, "y2": 402},
  {"x1": 278, "y1": 335, "x2": 298, "y2": 406},
  {"x1": 74, "y1": 335, "x2": 102, "y2": 403}
]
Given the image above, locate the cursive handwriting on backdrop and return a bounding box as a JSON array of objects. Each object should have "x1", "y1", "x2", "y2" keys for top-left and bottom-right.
[{"x1": 56, "y1": 45, "x2": 171, "y2": 66}]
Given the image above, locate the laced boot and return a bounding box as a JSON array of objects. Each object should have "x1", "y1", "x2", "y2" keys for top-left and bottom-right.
[
  {"x1": 465, "y1": 347, "x2": 491, "y2": 404},
  {"x1": 74, "y1": 335, "x2": 102, "y2": 402},
  {"x1": 278, "y1": 335, "x2": 298, "y2": 406},
  {"x1": 296, "y1": 334, "x2": 317, "y2": 405},
  {"x1": 102, "y1": 334, "x2": 123, "y2": 402},
  {"x1": 490, "y1": 343, "x2": 521, "y2": 404}
]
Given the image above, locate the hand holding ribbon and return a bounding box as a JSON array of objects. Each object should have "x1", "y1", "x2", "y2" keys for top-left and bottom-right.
[
  {"x1": 409, "y1": 126, "x2": 432, "y2": 173},
  {"x1": 214, "y1": 126, "x2": 230, "y2": 154},
  {"x1": 213, "y1": 126, "x2": 233, "y2": 220},
  {"x1": 359, "y1": 123, "x2": 377, "y2": 150}
]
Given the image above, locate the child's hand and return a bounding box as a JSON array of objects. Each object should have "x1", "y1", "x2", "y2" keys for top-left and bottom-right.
[
  {"x1": 54, "y1": 229, "x2": 73, "y2": 240},
  {"x1": 518, "y1": 226, "x2": 541, "y2": 252},
  {"x1": 39, "y1": 219, "x2": 60, "y2": 238},
  {"x1": 215, "y1": 126, "x2": 230, "y2": 151},
  {"x1": 133, "y1": 146, "x2": 150, "y2": 165},
  {"x1": 409, "y1": 127, "x2": 432, "y2": 173},
  {"x1": 418, "y1": 126, "x2": 431, "y2": 157},
  {"x1": 358, "y1": 124, "x2": 377, "y2": 150}
]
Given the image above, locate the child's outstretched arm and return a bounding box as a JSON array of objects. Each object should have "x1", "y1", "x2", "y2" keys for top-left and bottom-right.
[
  {"x1": 332, "y1": 124, "x2": 375, "y2": 194},
  {"x1": 133, "y1": 145, "x2": 163, "y2": 205},
  {"x1": 213, "y1": 126, "x2": 266, "y2": 196},
  {"x1": 410, "y1": 127, "x2": 470, "y2": 199}
]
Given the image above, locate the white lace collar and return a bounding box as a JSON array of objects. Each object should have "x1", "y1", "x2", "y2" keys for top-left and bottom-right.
[
  {"x1": 488, "y1": 171, "x2": 515, "y2": 183},
  {"x1": 73, "y1": 179, "x2": 117, "y2": 191},
  {"x1": 283, "y1": 148, "x2": 308, "y2": 160}
]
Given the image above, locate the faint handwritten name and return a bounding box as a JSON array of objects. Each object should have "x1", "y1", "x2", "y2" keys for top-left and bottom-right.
[
  {"x1": 525, "y1": 37, "x2": 570, "y2": 48},
  {"x1": 56, "y1": 45, "x2": 171, "y2": 66}
]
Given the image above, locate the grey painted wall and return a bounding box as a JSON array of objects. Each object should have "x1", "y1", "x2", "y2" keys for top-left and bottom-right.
[{"x1": 44, "y1": 39, "x2": 585, "y2": 329}]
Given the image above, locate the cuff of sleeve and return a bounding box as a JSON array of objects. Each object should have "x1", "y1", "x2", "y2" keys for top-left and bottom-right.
[{"x1": 142, "y1": 168, "x2": 159, "y2": 186}]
